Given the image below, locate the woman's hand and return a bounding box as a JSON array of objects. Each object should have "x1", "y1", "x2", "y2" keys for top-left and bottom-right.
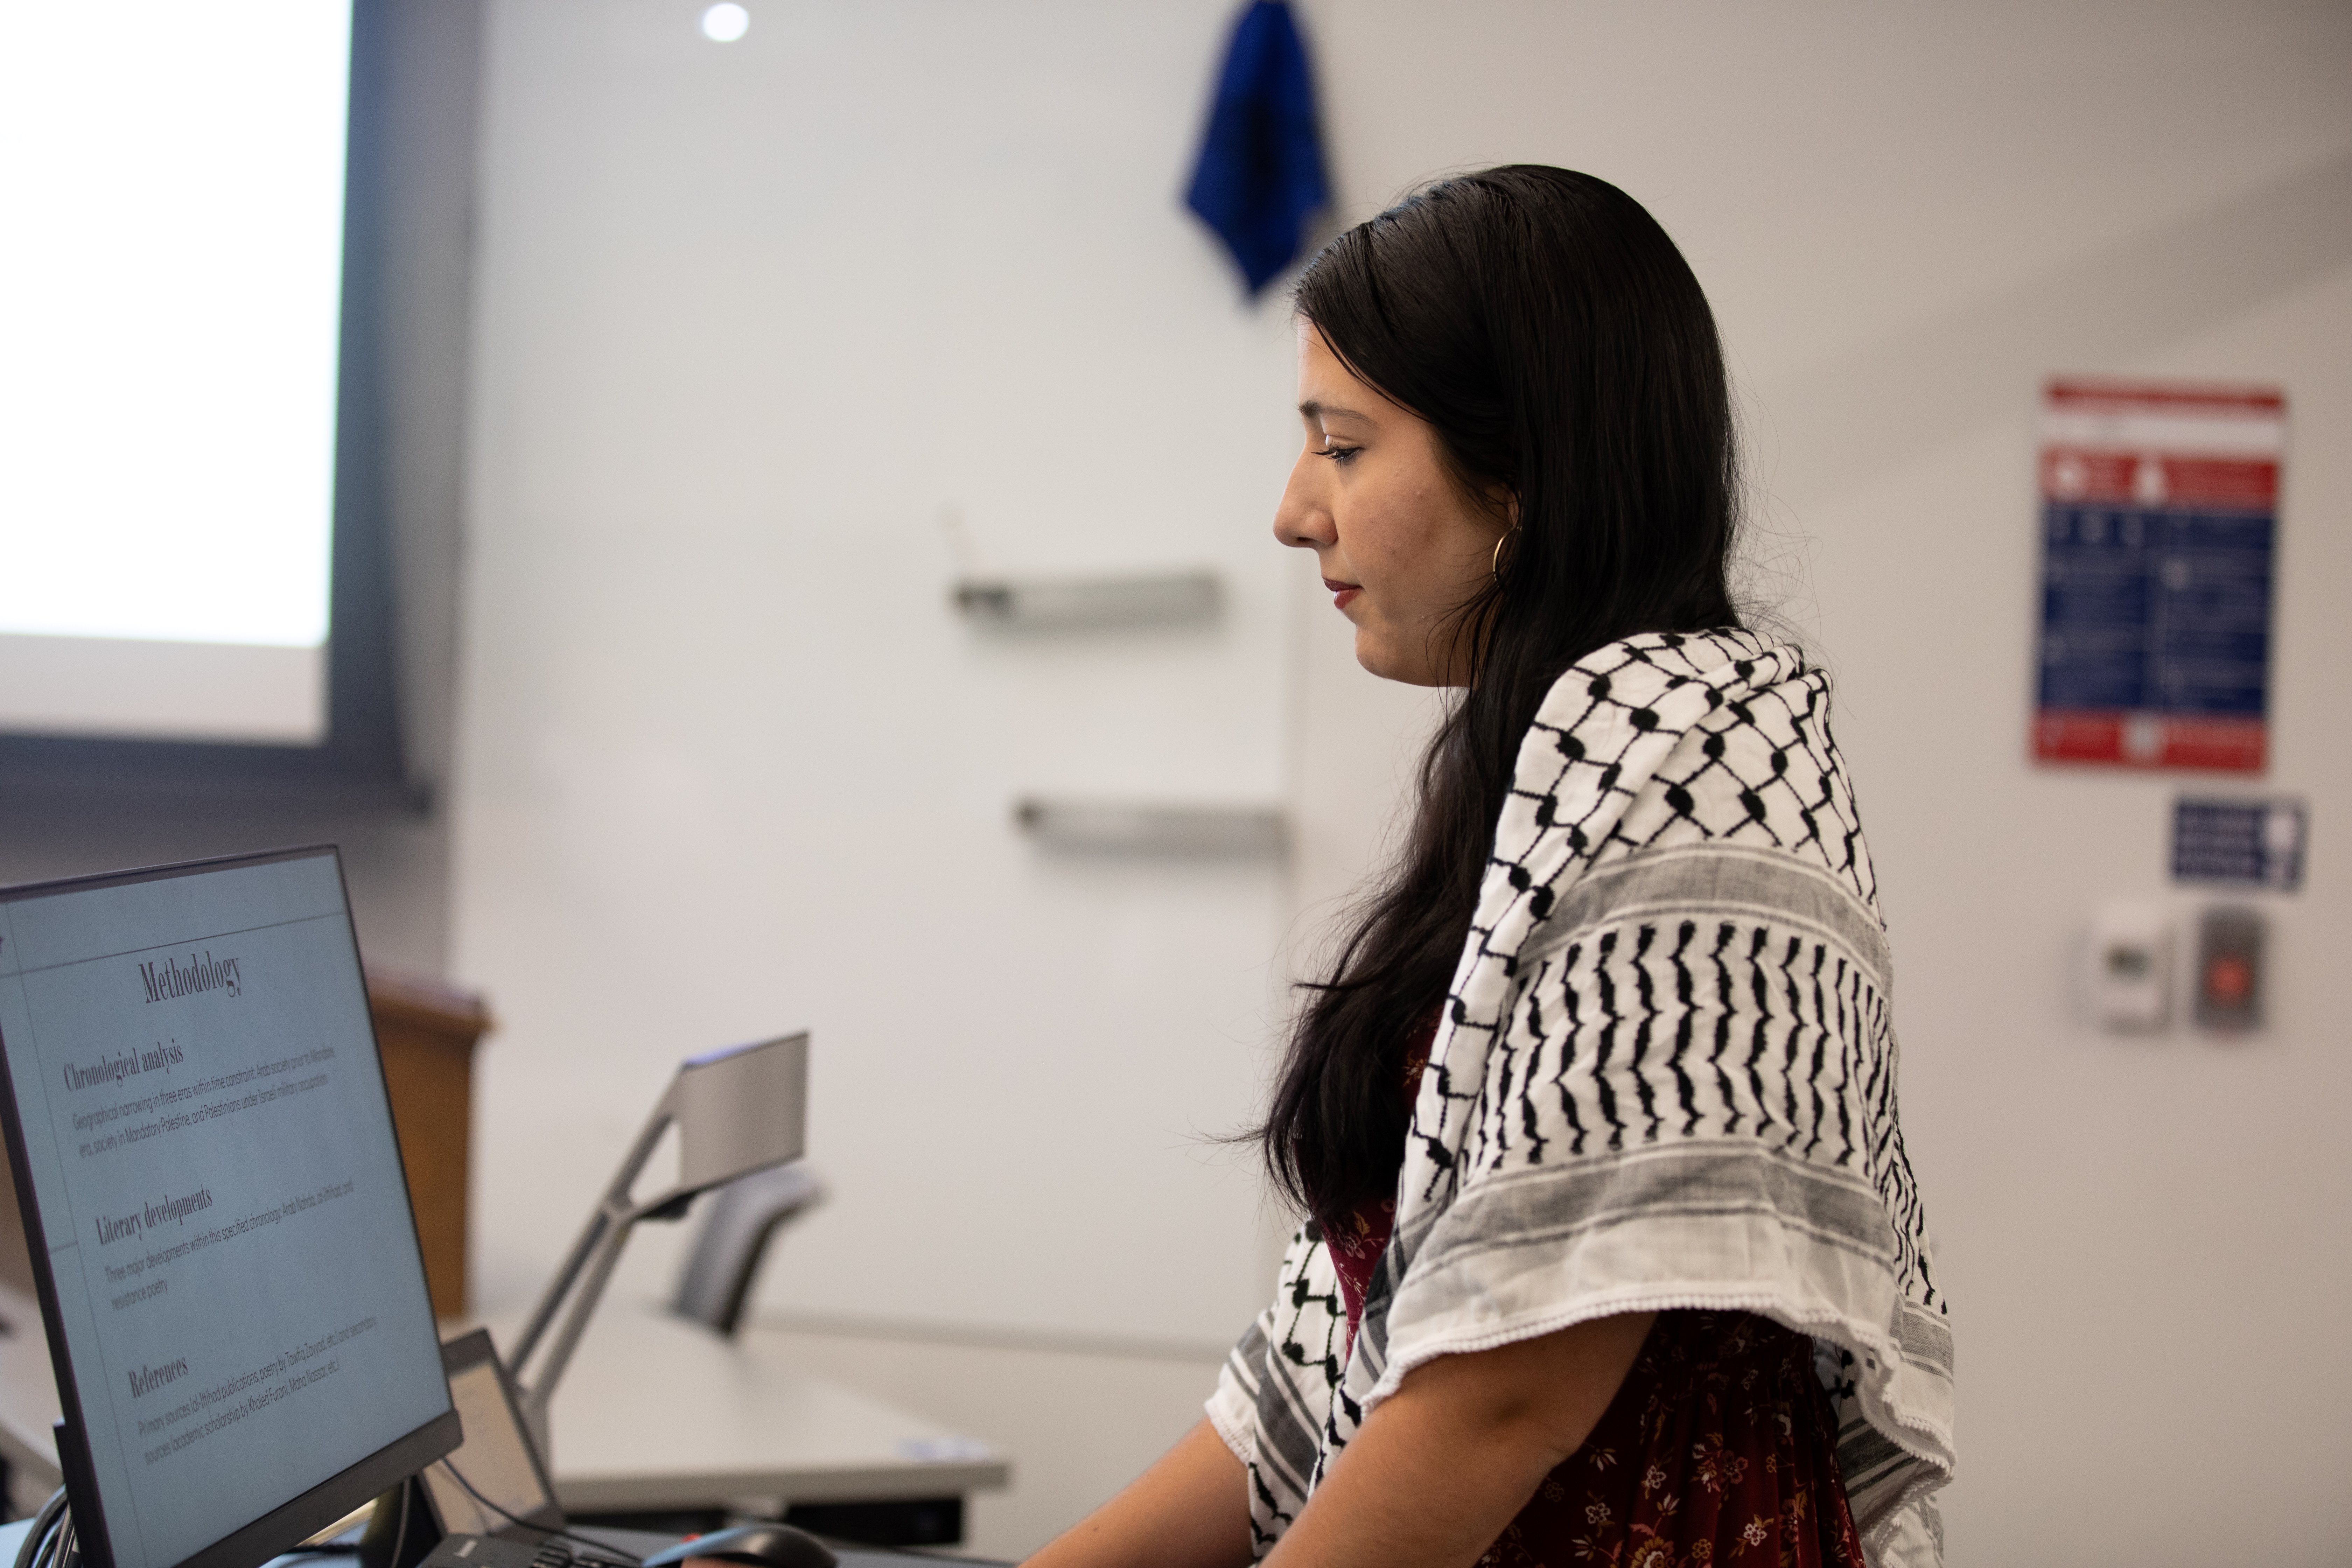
[
  {"x1": 1264, "y1": 1312, "x2": 1656, "y2": 1568},
  {"x1": 1022, "y1": 1415, "x2": 1253, "y2": 1568}
]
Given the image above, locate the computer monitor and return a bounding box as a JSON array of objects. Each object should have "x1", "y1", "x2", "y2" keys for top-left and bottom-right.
[{"x1": 0, "y1": 847, "x2": 460, "y2": 1568}]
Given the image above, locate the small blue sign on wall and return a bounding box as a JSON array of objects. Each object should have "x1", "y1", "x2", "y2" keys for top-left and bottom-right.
[{"x1": 2173, "y1": 797, "x2": 2306, "y2": 891}]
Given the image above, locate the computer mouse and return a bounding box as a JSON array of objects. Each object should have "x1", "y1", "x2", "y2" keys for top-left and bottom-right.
[{"x1": 637, "y1": 1524, "x2": 837, "y2": 1568}]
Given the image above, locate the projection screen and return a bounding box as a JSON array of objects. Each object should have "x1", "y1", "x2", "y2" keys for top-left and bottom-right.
[{"x1": 0, "y1": 0, "x2": 355, "y2": 746}]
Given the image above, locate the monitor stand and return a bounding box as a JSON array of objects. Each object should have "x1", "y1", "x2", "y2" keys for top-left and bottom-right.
[
  {"x1": 355, "y1": 1477, "x2": 439, "y2": 1568},
  {"x1": 53, "y1": 1416, "x2": 114, "y2": 1568}
]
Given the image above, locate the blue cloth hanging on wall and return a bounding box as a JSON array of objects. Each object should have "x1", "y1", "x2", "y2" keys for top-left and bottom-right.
[{"x1": 1184, "y1": 0, "x2": 1329, "y2": 297}]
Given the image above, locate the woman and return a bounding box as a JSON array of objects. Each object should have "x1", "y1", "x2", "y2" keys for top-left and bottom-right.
[{"x1": 1031, "y1": 167, "x2": 1952, "y2": 1568}]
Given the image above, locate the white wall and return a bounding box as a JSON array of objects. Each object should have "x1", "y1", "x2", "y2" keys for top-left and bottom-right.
[
  {"x1": 455, "y1": 0, "x2": 1305, "y2": 1346},
  {"x1": 450, "y1": 2, "x2": 2352, "y2": 1560},
  {"x1": 1286, "y1": 5, "x2": 2352, "y2": 1564}
]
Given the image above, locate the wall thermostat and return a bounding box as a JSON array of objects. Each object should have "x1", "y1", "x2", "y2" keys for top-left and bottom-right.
[{"x1": 2085, "y1": 900, "x2": 2171, "y2": 1031}]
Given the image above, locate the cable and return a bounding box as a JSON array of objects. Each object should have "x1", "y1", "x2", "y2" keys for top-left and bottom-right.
[
  {"x1": 438, "y1": 1461, "x2": 638, "y2": 1568},
  {"x1": 12, "y1": 1489, "x2": 65, "y2": 1568},
  {"x1": 1, "y1": 1462, "x2": 637, "y2": 1568},
  {"x1": 431, "y1": 1461, "x2": 640, "y2": 1568}
]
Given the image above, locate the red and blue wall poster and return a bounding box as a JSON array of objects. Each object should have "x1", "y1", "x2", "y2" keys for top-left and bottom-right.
[{"x1": 2034, "y1": 379, "x2": 2284, "y2": 772}]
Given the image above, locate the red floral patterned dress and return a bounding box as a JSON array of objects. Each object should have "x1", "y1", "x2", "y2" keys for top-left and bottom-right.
[{"x1": 1321, "y1": 1025, "x2": 1867, "y2": 1567}]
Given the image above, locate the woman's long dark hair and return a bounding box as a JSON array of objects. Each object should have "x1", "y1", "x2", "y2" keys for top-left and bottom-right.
[{"x1": 1262, "y1": 166, "x2": 1742, "y2": 1223}]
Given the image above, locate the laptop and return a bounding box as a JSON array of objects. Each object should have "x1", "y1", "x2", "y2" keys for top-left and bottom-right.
[
  {"x1": 416, "y1": 1331, "x2": 868, "y2": 1568},
  {"x1": 415, "y1": 1331, "x2": 577, "y2": 1552}
]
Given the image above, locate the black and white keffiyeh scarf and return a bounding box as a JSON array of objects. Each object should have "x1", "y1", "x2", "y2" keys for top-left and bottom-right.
[{"x1": 1208, "y1": 630, "x2": 1953, "y2": 1566}]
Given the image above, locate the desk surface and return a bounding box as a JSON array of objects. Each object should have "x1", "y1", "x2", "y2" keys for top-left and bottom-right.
[
  {"x1": 0, "y1": 1284, "x2": 1006, "y2": 1518},
  {"x1": 474, "y1": 1302, "x2": 1007, "y2": 1513}
]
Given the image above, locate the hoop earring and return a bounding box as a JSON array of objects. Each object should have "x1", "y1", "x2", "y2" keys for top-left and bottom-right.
[{"x1": 1491, "y1": 526, "x2": 1520, "y2": 583}]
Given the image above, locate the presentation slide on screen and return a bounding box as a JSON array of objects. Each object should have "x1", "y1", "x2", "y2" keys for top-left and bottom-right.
[
  {"x1": 0, "y1": 0, "x2": 352, "y2": 746},
  {"x1": 0, "y1": 856, "x2": 447, "y2": 1568}
]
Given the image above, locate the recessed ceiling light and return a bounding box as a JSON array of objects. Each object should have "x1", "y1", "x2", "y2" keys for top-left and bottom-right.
[{"x1": 701, "y1": 3, "x2": 750, "y2": 43}]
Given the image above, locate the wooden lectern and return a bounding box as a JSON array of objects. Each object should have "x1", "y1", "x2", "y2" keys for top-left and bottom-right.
[{"x1": 364, "y1": 967, "x2": 492, "y2": 1317}]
